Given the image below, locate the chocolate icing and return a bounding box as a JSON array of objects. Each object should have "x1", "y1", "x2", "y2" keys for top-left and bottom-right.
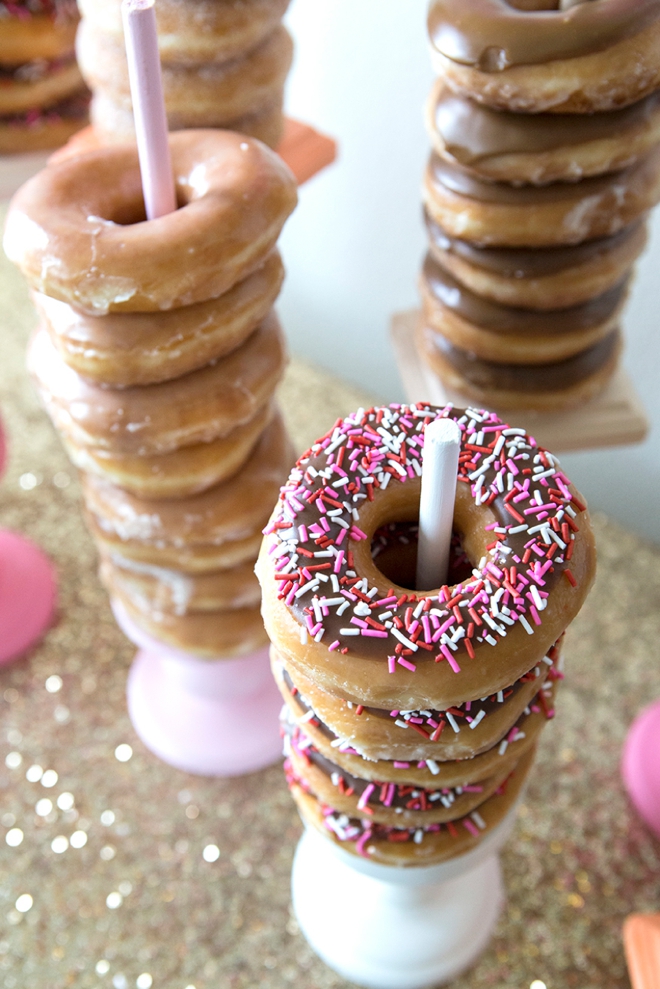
[
  {"x1": 428, "y1": 150, "x2": 645, "y2": 205},
  {"x1": 431, "y1": 84, "x2": 660, "y2": 163},
  {"x1": 428, "y1": 0, "x2": 660, "y2": 70},
  {"x1": 424, "y1": 211, "x2": 646, "y2": 278},
  {"x1": 422, "y1": 253, "x2": 627, "y2": 335},
  {"x1": 429, "y1": 328, "x2": 620, "y2": 390}
]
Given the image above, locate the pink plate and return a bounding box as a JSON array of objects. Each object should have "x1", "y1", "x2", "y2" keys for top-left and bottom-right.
[
  {"x1": 0, "y1": 530, "x2": 57, "y2": 665},
  {"x1": 622, "y1": 699, "x2": 660, "y2": 838}
]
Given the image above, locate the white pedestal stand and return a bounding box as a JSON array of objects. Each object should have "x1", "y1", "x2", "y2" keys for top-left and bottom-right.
[
  {"x1": 292, "y1": 804, "x2": 520, "y2": 989},
  {"x1": 112, "y1": 600, "x2": 283, "y2": 777},
  {"x1": 0, "y1": 151, "x2": 52, "y2": 201}
]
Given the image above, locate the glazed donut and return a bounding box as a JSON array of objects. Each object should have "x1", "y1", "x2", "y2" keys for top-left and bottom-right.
[
  {"x1": 0, "y1": 59, "x2": 84, "y2": 116},
  {"x1": 0, "y1": 4, "x2": 78, "y2": 65},
  {"x1": 425, "y1": 213, "x2": 648, "y2": 311},
  {"x1": 274, "y1": 639, "x2": 561, "y2": 763},
  {"x1": 428, "y1": 0, "x2": 660, "y2": 114},
  {"x1": 34, "y1": 250, "x2": 284, "y2": 388},
  {"x1": 285, "y1": 721, "x2": 514, "y2": 829},
  {"x1": 4, "y1": 129, "x2": 298, "y2": 314},
  {"x1": 289, "y1": 744, "x2": 535, "y2": 867},
  {"x1": 77, "y1": 0, "x2": 291, "y2": 66},
  {"x1": 89, "y1": 515, "x2": 264, "y2": 574},
  {"x1": 0, "y1": 93, "x2": 89, "y2": 154},
  {"x1": 77, "y1": 21, "x2": 293, "y2": 127},
  {"x1": 113, "y1": 591, "x2": 268, "y2": 659},
  {"x1": 28, "y1": 313, "x2": 287, "y2": 456},
  {"x1": 420, "y1": 253, "x2": 628, "y2": 364},
  {"x1": 418, "y1": 324, "x2": 621, "y2": 412},
  {"x1": 427, "y1": 80, "x2": 660, "y2": 185},
  {"x1": 423, "y1": 148, "x2": 660, "y2": 247},
  {"x1": 90, "y1": 90, "x2": 285, "y2": 150},
  {"x1": 257, "y1": 403, "x2": 596, "y2": 711},
  {"x1": 61, "y1": 400, "x2": 276, "y2": 500},
  {"x1": 84, "y1": 413, "x2": 294, "y2": 573},
  {"x1": 100, "y1": 552, "x2": 262, "y2": 615}
]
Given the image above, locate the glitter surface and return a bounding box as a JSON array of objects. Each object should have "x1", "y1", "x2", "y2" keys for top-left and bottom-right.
[{"x1": 1, "y1": 205, "x2": 659, "y2": 987}]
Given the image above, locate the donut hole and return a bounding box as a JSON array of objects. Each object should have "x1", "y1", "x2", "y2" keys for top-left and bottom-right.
[
  {"x1": 371, "y1": 520, "x2": 472, "y2": 592},
  {"x1": 354, "y1": 480, "x2": 496, "y2": 598}
]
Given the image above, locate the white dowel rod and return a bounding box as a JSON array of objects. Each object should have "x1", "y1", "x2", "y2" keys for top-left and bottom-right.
[{"x1": 415, "y1": 418, "x2": 461, "y2": 591}]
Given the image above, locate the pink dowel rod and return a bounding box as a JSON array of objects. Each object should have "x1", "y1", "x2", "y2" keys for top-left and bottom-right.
[
  {"x1": 416, "y1": 418, "x2": 461, "y2": 591},
  {"x1": 121, "y1": 0, "x2": 176, "y2": 220}
]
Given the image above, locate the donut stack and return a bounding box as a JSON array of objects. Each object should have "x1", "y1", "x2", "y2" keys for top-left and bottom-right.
[
  {"x1": 0, "y1": 0, "x2": 89, "y2": 154},
  {"x1": 75, "y1": 0, "x2": 293, "y2": 149},
  {"x1": 5, "y1": 128, "x2": 298, "y2": 659},
  {"x1": 257, "y1": 403, "x2": 596, "y2": 866},
  {"x1": 416, "y1": 0, "x2": 660, "y2": 413}
]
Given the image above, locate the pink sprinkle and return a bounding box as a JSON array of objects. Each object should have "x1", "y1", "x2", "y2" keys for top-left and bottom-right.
[
  {"x1": 388, "y1": 656, "x2": 396, "y2": 674},
  {"x1": 333, "y1": 550, "x2": 345, "y2": 573},
  {"x1": 376, "y1": 596, "x2": 398, "y2": 607},
  {"x1": 355, "y1": 830, "x2": 372, "y2": 857},
  {"x1": 440, "y1": 645, "x2": 461, "y2": 673},
  {"x1": 463, "y1": 819, "x2": 480, "y2": 837},
  {"x1": 357, "y1": 784, "x2": 375, "y2": 811},
  {"x1": 397, "y1": 657, "x2": 417, "y2": 673},
  {"x1": 361, "y1": 629, "x2": 388, "y2": 637},
  {"x1": 530, "y1": 606, "x2": 542, "y2": 626},
  {"x1": 350, "y1": 526, "x2": 368, "y2": 540},
  {"x1": 328, "y1": 640, "x2": 340, "y2": 652},
  {"x1": 383, "y1": 784, "x2": 396, "y2": 808},
  {"x1": 336, "y1": 527, "x2": 346, "y2": 546},
  {"x1": 393, "y1": 761, "x2": 410, "y2": 769}
]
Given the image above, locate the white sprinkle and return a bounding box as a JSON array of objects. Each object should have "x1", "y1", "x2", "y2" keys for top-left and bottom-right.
[
  {"x1": 446, "y1": 712, "x2": 460, "y2": 734},
  {"x1": 469, "y1": 709, "x2": 486, "y2": 730}
]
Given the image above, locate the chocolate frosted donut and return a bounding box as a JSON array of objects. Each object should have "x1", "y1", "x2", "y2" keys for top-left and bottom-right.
[
  {"x1": 428, "y1": 0, "x2": 660, "y2": 113},
  {"x1": 290, "y1": 744, "x2": 536, "y2": 867},
  {"x1": 427, "y1": 80, "x2": 660, "y2": 184},
  {"x1": 425, "y1": 213, "x2": 648, "y2": 310},
  {"x1": 419, "y1": 325, "x2": 621, "y2": 412},
  {"x1": 274, "y1": 640, "x2": 561, "y2": 763},
  {"x1": 257, "y1": 403, "x2": 596, "y2": 711},
  {"x1": 420, "y1": 252, "x2": 627, "y2": 364},
  {"x1": 424, "y1": 149, "x2": 660, "y2": 247}
]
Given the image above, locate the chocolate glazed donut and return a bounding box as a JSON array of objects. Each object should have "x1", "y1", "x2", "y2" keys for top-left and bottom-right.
[{"x1": 428, "y1": 0, "x2": 660, "y2": 113}]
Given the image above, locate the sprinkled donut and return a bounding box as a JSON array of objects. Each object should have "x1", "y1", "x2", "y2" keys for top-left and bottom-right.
[{"x1": 257, "y1": 403, "x2": 596, "y2": 711}]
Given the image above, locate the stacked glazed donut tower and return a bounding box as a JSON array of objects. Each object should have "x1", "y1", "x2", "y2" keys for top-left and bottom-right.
[
  {"x1": 75, "y1": 0, "x2": 292, "y2": 148},
  {"x1": 257, "y1": 401, "x2": 596, "y2": 983},
  {"x1": 4, "y1": 125, "x2": 297, "y2": 765},
  {"x1": 417, "y1": 0, "x2": 660, "y2": 413},
  {"x1": 0, "y1": 0, "x2": 88, "y2": 155}
]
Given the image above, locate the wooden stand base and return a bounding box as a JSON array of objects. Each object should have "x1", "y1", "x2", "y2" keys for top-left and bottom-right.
[{"x1": 392, "y1": 310, "x2": 649, "y2": 453}]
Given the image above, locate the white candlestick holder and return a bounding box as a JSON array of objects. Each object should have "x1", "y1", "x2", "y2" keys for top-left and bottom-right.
[{"x1": 292, "y1": 802, "x2": 520, "y2": 989}]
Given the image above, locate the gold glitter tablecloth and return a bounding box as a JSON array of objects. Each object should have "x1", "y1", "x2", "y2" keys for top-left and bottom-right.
[{"x1": 0, "y1": 204, "x2": 659, "y2": 989}]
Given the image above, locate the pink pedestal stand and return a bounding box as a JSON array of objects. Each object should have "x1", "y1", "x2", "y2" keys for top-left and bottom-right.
[
  {"x1": 622, "y1": 699, "x2": 660, "y2": 838},
  {"x1": 0, "y1": 418, "x2": 56, "y2": 665},
  {"x1": 112, "y1": 600, "x2": 283, "y2": 776}
]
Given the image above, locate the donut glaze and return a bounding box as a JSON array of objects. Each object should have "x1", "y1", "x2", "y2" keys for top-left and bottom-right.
[
  {"x1": 4, "y1": 129, "x2": 298, "y2": 314},
  {"x1": 257, "y1": 404, "x2": 596, "y2": 710},
  {"x1": 428, "y1": 0, "x2": 660, "y2": 69}
]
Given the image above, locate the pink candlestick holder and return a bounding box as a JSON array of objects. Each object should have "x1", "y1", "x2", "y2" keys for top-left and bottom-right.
[
  {"x1": 112, "y1": 599, "x2": 283, "y2": 776},
  {"x1": 0, "y1": 417, "x2": 57, "y2": 665},
  {"x1": 622, "y1": 699, "x2": 660, "y2": 838}
]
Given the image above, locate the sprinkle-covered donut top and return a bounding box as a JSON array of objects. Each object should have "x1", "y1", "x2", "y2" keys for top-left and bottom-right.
[{"x1": 264, "y1": 403, "x2": 584, "y2": 676}]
